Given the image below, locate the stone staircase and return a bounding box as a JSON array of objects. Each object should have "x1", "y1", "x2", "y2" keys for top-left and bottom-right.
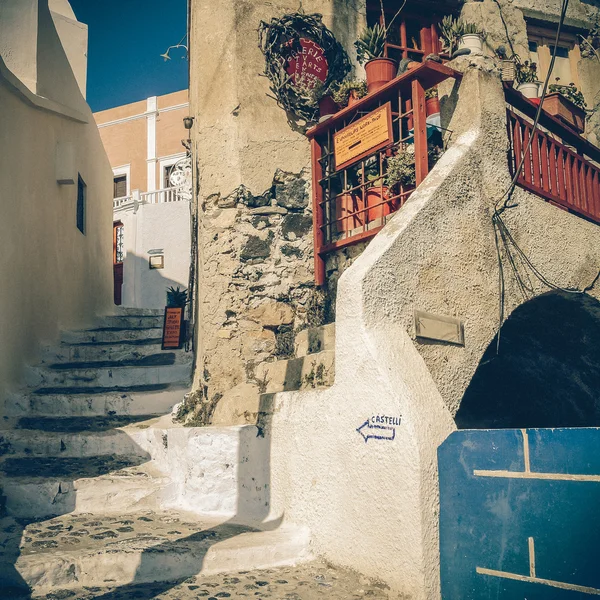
[
  {"x1": 255, "y1": 323, "x2": 335, "y2": 394},
  {"x1": 0, "y1": 308, "x2": 310, "y2": 596}
]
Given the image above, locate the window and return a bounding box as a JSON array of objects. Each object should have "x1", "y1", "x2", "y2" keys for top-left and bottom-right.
[
  {"x1": 77, "y1": 174, "x2": 86, "y2": 234},
  {"x1": 163, "y1": 164, "x2": 176, "y2": 188},
  {"x1": 527, "y1": 25, "x2": 580, "y2": 88},
  {"x1": 113, "y1": 175, "x2": 127, "y2": 198}
]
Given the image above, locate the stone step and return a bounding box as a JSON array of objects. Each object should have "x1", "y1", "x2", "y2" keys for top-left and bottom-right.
[
  {"x1": 294, "y1": 323, "x2": 335, "y2": 358},
  {"x1": 1, "y1": 458, "x2": 171, "y2": 518},
  {"x1": 93, "y1": 314, "x2": 165, "y2": 330},
  {"x1": 4, "y1": 383, "x2": 190, "y2": 418},
  {"x1": 0, "y1": 512, "x2": 310, "y2": 594},
  {"x1": 42, "y1": 350, "x2": 192, "y2": 370},
  {"x1": 24, "y1": 362, "x2": 192, "y2": 390},
  {"x1": 109, "y1": 307, "x2": 164, "y2": 317},
  {"x1": 38, "y1": 337, "x2": 177, "y2": 365},
  {"x1": 0, "y1": 415, "x2": 160, "y2": 458},
  {"x1": 255, "y1": 350, "x2": 335, "y2": 394},
  {"x1": 61, "y1": 327, "x2": 164, "y2": 345}
]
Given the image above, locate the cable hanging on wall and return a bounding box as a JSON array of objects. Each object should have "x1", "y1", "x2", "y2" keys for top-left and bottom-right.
[{"x1": 491, "y1": 0, "x2": 600, "y2": 354}]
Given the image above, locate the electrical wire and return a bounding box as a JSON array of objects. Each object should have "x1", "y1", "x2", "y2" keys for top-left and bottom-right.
[{"x1": 490, "y1": 0, "x2": 600, "y2": 354}]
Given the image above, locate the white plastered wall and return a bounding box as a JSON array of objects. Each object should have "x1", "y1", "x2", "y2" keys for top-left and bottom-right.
[
  {"x1": 263, "y1": 58, "x2": 600, "y2": 599},
  {"x1": 117, "y1": 202, "x2": 191, "y2": 309},
  {"x1": 0, "y1": 0, "x2": 113, "y2": 407}
]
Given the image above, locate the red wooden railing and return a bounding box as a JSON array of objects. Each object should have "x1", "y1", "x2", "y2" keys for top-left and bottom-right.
[
  {"x1": 307, "y1": 61, "x2": 462, "y2": 286},
  {"x1": 505, "y1": 85, "x2": 600, "y2": 225}
]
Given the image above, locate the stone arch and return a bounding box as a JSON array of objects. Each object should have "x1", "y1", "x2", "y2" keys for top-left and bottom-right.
[{"x1": 456, "y1": 290, "x2": 600, "y2": 429}]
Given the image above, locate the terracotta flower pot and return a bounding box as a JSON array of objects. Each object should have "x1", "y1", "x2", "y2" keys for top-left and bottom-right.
[
  {"x1": 347, "y1": 90, "x2": 362, "y2": 107},
  {"x1": 426, "y1": 97, "x2": 440, "y2": 116},
  {"x1": 365, "y1": 57, "x2": 398, "y2": 94},
  {"x1": 335, "y1": 192, "x2": 364, "y2": 232},
  {"x1": 366, "y1": 186, "x2": 399, "y2": 221},
  {"x1": 541, "y1": 92, "x2": 586, "y2": 134},
  {"x1": 319, "y1": 95, "x2": 339, "y2": 118}
]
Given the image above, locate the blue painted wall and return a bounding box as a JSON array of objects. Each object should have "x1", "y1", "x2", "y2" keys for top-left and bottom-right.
[{"x1": 439, "y1": 428, "x2": 600, "y2": 599}]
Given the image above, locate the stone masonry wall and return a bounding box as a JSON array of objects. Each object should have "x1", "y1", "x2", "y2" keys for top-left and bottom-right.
[{"x1": 187, "y1": 168, "x2": 330, "y2": 424}]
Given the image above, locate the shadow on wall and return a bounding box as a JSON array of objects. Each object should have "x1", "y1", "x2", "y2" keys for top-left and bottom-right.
[
  {"x1": 1, "y1": 395, "x2": 277, "y2": 598},
  {"x1": 456, "y1": 291, "x2": 600, "y2": 429},
  {"x1": 120, "y1": 252, "x2": 188, "y2": 310}
]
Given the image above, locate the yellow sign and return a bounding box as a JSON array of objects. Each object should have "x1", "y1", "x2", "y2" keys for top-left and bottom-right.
[{"x1": 334, "y1": 103, "x2": 393, "y2": 170}]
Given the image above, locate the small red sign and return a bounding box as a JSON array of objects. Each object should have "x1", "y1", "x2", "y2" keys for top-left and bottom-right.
[
  {"x1": 285, "y1": 38, "x2": 328, "y2": 89},
  {"x1": 162, "y1": 307, "x2": 184, "y2": 349}
]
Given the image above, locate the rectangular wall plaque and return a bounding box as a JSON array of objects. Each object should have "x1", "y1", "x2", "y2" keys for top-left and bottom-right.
[
  {"x1": 334, "y1": 102, "x2": 393, "y2": 171},
  {"x1": 149, "y1": 255, "x2": 164, "y2": 269},
  {"x1": 162, "y1": 307, "x2": 184, "y2": 349},
  {"x1": 414, "y1": 310, "x2": 465, "y2": 346}
]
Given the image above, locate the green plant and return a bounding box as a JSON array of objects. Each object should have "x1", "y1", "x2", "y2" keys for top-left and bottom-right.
[
  {"x1": 548, "y1": 79, "x2": 587, "y2": 110},
  {"x1": 439, "y1": 16, "x2": 483, "y2": 55},
  {"x1": 425, "y1": 87, "x2": 438, "y2": 100},
  {"x1": 385, "y1": 144, "x2": 444, "y2": 189},
  {"x1": 166, "y1": 286, "x2": 188, "y2": 308},
  {"x1": 331, "y1": 78, "x2": 368, "y2": 106},
  {"x1": 462, "y1": 22, "x2": 482, "y2": 35},
  {"x1": 355, "y1": 23, "x2": 387, "y2": 64},
  {"x1": 515, "y1": 59, "x2": 538, "y2": 84},
  {"x1": 355, "y1": 1, "x2": 406, "y2": 65},
  {"x1": 580, "y1": 22, "x2": 600, "y2": 61},
  {"x1": 294, "y1": 79, "x2": 326, "y2": 109},
  {"x1": 440, "y1": 16, "x2": 464, "y2": 56}
]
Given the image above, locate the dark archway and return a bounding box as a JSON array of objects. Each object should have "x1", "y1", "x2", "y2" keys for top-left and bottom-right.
[{"x1": 456, "y1": 291, "x2": 600, "y2": 429}]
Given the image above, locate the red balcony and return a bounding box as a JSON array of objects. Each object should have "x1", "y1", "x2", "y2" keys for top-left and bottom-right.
[
  {"x1": 505, "y1": 84, "x2": 600, "y2": 225},
  {"x1": 307, "y1": 61, "x2": 462, "y2": 286}
]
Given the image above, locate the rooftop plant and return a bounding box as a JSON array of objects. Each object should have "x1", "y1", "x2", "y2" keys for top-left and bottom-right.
[
  {"x1": 515, "y1": 59, "x2": 538, "y2": 84},
  {"x1": 548, "y1": 79, "x2": 587, "y2": 110},
  {"x1": 439, "y1": 16, "x2": 483, "y2": 56},
  {"x1": 331, "y1": 78, "x2": 368, "y2": 107},
  {"x1": 355, "y1": 0, "x2": 406, "y2": 65},
  {"x1": 166, "y1": 286, "x2": 188, "y2": 308}
]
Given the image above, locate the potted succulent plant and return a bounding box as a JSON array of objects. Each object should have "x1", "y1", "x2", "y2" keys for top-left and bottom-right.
[
  {"x1": 439, "y1": 16, "x2": 464, "y2": 57},
  {"x1": 515, "y1": 59, "x2": 539, "y2": 99},
  {"x1": 163, "y1": 286, "x2": 187, "y2": 350},
  {"x1": 331, "y1": 78, "x2": 368, "y2": 108},
  {"x1": 458, "y1": 22, "x2": 485, "y2": 56},
  {"x1": 544, "y1": 79, "x2": 587, "y2": 133},
  {"x1": 355, "y1": 5, "x2": 405, "y2": 93},
  {"x1": 425, "y1": 87, "x2": 440, "y2": 117},
  {"x1": 295, "y1": 79, "x2": 339, "y2": 120}
]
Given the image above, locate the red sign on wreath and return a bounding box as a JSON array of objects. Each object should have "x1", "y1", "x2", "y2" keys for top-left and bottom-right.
[{"x1": 285, "y1": 38, "x2": 329, "y2": 89}]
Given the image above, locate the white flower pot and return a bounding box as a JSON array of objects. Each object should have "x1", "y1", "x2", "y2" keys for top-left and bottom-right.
[
  {"x1": 517, "y1": 82, "x2": 540, "y2": 99},
  {"x1": 459, "y1": 34, "x2": 483, "y2": 56}
]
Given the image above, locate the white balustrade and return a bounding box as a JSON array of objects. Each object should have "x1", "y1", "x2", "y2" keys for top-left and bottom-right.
[{"x1": 113, "y1": 187, "x2": 187, "y2": 212}]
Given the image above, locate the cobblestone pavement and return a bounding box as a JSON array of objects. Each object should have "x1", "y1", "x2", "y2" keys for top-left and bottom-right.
[{"x1": 28, "y1": 562, "x2": 391, "y2": 599}]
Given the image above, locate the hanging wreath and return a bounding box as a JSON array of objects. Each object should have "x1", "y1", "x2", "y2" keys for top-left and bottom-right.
[{"x1": 258, "y1": 13, "x2": 351, "y2": 124}]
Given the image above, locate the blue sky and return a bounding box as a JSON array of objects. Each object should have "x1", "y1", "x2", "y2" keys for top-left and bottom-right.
[{"x1": 70, "y1": 0, "x2": 188, "y2": 112}]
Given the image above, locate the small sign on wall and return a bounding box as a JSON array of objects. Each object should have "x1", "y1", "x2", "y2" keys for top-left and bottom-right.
[
  {"x1": 162, "y1": 307, "x2": 184, "y2": 349},
  {"x1": 149, "y1": 255, "x2": 164, "y2": 269},
  {"x1": 334, "y1": 102, "x2": 393, "y2": 170},
  {"x1": 414, "y1": 310, "x2": 465, "y2": 346}
]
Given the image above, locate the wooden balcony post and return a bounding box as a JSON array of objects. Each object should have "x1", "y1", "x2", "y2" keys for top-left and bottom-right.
[
  {"x1": 412, "y1": 78, "x2": 428, "y2": 185},
  {"x1": 311, "y1": 138, "x2": 326, "y2": 286}
]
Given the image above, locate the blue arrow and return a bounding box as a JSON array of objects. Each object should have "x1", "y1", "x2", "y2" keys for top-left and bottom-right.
[{"x1": 356, "y1": 420, "x2": 396, "y2": 443}]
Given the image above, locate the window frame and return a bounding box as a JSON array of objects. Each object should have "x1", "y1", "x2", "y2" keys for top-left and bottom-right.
[
  {"x1": 527, "y1": 24, "x2": 581, "y2": 89},
  {"x1": 112, "y1": 164, "x2": 131, "y2": 198},
  {"x1": 77, "y1": 174, "x2": 86, "y2": 235}
]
